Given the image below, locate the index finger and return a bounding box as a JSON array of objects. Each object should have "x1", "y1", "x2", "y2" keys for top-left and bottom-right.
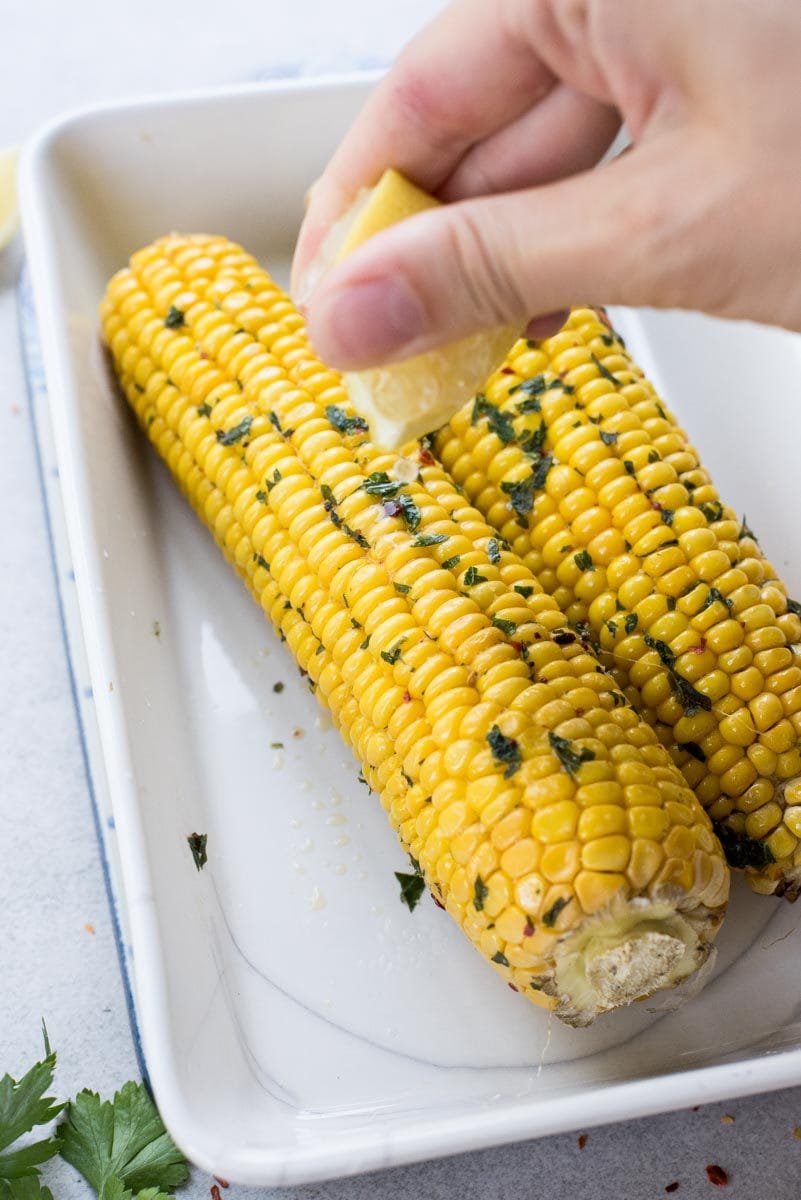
[{"x1": 291, "y1": 0, "x2": 556, "y2": 295}]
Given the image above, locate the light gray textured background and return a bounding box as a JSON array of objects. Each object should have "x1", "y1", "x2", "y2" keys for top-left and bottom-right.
[{"x1": 2, "y1": 2, "x2": 801, "y2": 1196}]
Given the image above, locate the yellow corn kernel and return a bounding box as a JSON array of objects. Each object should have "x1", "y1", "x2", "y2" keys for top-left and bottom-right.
[
  {"x1": 767, "y1": 825, "x2": 797, "y2": 862},
  {"x1": 574, "y1": 870, "x2": 629, "y2": 914},
  {"x1": 748, "y1": 691, "x2": 785, "y2": 733},
  {"x1": 745, "y1": 802, "x2": 784, "y2": 840}
]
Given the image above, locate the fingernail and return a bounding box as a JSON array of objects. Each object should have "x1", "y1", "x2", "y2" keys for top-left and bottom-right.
[
  {"x1": 293, "y1": 257, "x2": 326, "y2": 309},
  {"x1": 307, "y1": 277, "x2": 427, "y2": 368}
]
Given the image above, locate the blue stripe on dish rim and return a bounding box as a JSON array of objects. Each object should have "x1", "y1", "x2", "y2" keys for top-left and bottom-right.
[{"x1": 16, "y1": 262, "x2": 150, "y2": 1087}]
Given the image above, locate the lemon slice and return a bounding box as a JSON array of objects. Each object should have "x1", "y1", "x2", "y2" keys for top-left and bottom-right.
[
  {"x1": 313, "y1": 168, "x2": 519, "y2": 449},
  {"x1": 0, "y1": 147, "x2": 19, "y2": 251}
]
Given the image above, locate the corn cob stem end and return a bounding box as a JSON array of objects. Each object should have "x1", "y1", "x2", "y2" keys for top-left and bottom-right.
[{"x1": 552, "y1": 898, "x2": 718, "y2": 1027}]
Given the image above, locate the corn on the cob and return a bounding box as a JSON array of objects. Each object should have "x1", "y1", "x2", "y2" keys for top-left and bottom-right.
[
  {"x1": 101, "y1": 238, "x2": 729, "y2": 1025},
  {"x1": 436, "y1": 308, "x2": 801, "y2": 898}
]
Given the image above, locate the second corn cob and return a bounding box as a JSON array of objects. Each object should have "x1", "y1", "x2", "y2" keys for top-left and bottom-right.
[
  {"x1": 101, "y1": 235, "x2": 729, "y2": 1026},
  {"x1": 436, "y1": 308, "x2": 801, "y2": 897}
]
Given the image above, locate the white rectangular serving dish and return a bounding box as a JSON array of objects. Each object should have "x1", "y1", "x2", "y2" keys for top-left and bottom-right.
[{"x1": 20, "y1": 76, "x2": 801, "y2": 1187}]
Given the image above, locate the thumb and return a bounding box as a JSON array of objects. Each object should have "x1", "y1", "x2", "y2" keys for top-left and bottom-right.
[{"x1": 302, "y1": 141, "x2": 704, "y2": 369}]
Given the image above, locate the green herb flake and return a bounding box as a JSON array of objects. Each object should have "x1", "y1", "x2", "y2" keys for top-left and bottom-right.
[
  {"x1": 315, "y1": 643, "x2": 325, "y2": 656},
  {"x1": 473, "y1": 876, "x2": 489, "y2": 911},
  {"x1": 514, "y1": 584, "x2": 534, "y2": 598},
  {"x1": 398, "y1": 494, "x2": 422, "y2": 532},
  {"x1": 548, "y1": 732, "x2": 594, "y2": 777},
  {"x1": 787, "y1": 598, "x2": 801, "y2": 617},
  {"x1": 325, "y1": 404, "x2": 368, "y2": 436},
  {"x1": 610, "y1": 692, "x2": 627, "y2": 707},
  {"x1": 542, "y1": 896, "x2": 571, "y2": 928},
  {"x1": 253, "y1": 552, "x2": 270, "y2": 571},
  {"x1": 655, "y1": 402, "x2": 667, "y2": 419},
  {"x1": 442, "y1": 555, "x2": 462, "y2": 570},
  {"x1": 607, "y1": 620, "x2": 617, "y2": 637},
  {"x1": 164, "y1": 306, "x2": 185, "y2": 328},
  {"x1": 381, "y1": 643, "x2": 404, "y2": 665},
  {"x1": 413, "y1": 532, "x2": 449, "y2": 547},
  {"x1": 660, "y1": 508, "x2": 675, "y2": 526},
  {"x1": 395, "y1": 870, "x2": 425, "y2": 913},
  {"x1": 471, "y1": 395, "x2": 516, "y2": 444},
  {"x1": 216, "y1": 415, "x2": 253, "y2": 445},
  {"x1": 667, "y1": 595, "x2": 677, "y2": 611},
  {"x1": 266, "y1": 469, "x2": 282, "y2": 491},
  {"x1": 670, "y1": 673, "x2": 712, "y2": 716},
  {"x1": 739, "y1": 514, "x2": 758, "y2": 542},
  {"x1": 501, "y1": 455, "x2": 553, "y2": 516},
  {"x1": 363, "y1": 471, "x2": 401, "y2": 498},
  {"x1": 574, "y1": 549, "x2": 593, "y2": 572},
  {"x1": 491, "y1": 951, "x2": 510, "y2": 967},
  {"x1": 492, "y1": 616, "x2": 517, "y2": 637},
  {"x1": 486, "y1": 725, "x2": 522, "y2": 778},
  {"x1": 273, "y1": 681, "x2": 284, "y2": 693},
  {"x1": 360, "y1": 635, "x2": 371, "y2": 650},
  {"x1": 464, "y1": 565, "x2": 488, "y2": 586},
  {"x1": 682, "y1": 741, "x2": 707, "y2": 763},
  {"x1": 343, "y1": 523, "x2": 370, "y2": 549},
  {"x1": 623, "y1": 460, "x2": 636, "y2": 476},
  {"x1": 599, "y1": 429, "x2": 618, "y2": 446},
  {"x1": 699, "y1": 586, "x2": 732, "y2": 614},
  {"x1": 700, "y1": 500, "x2": 724, "y2": 523},
  {"x1": 647, "y1": 449, "x2": 660, "y2": 463},
  {"x1": 487, "y1": 538, "x2": 501, "y2": 564},
  {"x1": 255, "y1": 489, "x2": 267, "y2": 504},
  {"x1": 196, "y1": 402, "x2": 212, "y2": 418},
  {"x1": 394, "y1": 582, "x2": 412, "y2": 595},
  {"x1": 590, "y1": 353, "x2": 619, "y2": 385},
  {"x1": 519, "y1": 425, "x2": 548, "y2": 456},
  {"x1": 187, "y1": 832, "x2": 207, "y2": 871},
  {"x1": 320, "y1": 483, "x2": 336, "y2": 507}
]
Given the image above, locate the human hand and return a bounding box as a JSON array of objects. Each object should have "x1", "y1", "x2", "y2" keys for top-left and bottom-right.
[{"x1": 292, "y1": 0, "x2": 801, "y2": 370}]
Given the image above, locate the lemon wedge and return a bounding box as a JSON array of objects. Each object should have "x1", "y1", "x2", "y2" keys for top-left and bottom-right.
[
  {"x1": 0, "y1": 147, "x2": 19, "y2": 251},
  {"x1": 313, "y1": 168, "x2": 519, "y2": 449}
]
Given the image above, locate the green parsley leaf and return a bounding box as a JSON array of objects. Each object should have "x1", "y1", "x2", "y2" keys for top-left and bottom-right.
[
  {"x1": 787, "y1": 598, "x2": 801, "y2": 618},
  {"x1": 487, "y1": 538, "x2": 501, "y2": 564},
  {"x1": 501, "y1": 455, "x2": 553, "y2": 516},
  {"x1": 398, "y1": 494, "x2": 421, "y2": 532},
  {"x1": 325, "y1": 405, "x2": 368, "y2": 436},
  {"x1": 464, "y1": 565, "x2": 487, "y2": 586},
  {"x1": 623, "y1": 460, "x2": 635, "y2": 476},
  {"x1": 491, "y1": 616, "x2": 517, "y2": 637},
  {"x1": 59, "y1": 1082, "x2": 189, "y2": 1196},
  {"x1": 362, "y1": 472, "x2": 401, "y2": 498},
  {"x1": 739, "y1": 514, "x2": 758, "y2": 542},
  {"x1": 514, "y1": 584, "x2": 534, "y2": 598},
  {"x1": 395, "y1": 869, "x2": 425, "y2": 913},
  {"x1": 473, "y1": 877, "x2": 489, "y2": 911},
  {"x1": 590, "y1": 353, "x2": 619, "y2": 385},
  {"x1": 253, "y1": 553, "x2": 269, "y2": 571},
  {"x1": 700, "y1": 500, "x2": 724, "y2": 523},
  {"x1": 574, "y1": 549, "x2": 593, "y2": 572},
  {"x1": 186, "y1": 833, "x2": 207, "y2": 871},
  {"x1": 196, "y1": 402, "x2": 212, "y2": 418},
  {"x1": 441, "y1": 555, "x2": 461, "y2": 571},
  {"x1": 548, "y1": 732, "x2": 594, "y2": 777},
  {"x1": 486, "y1": 725, "x2": 522, "y2": 778},
  {"x1": 0, "y1": 1035, "x2": 63, "y2": 1181},
  {"x1": 163, "y1": 307, "x2": 184, "y2": 329},
  {"x1": 699, "y1": 586, "x2": 733, "y2": 613},
  {"x1": 491, "y1": 951, "x2": 510, "y2": 967},
  {"x1": 624, "y1": 613, "x2": 638, "y2": 634},
  {"x1": 413, "y1": 533, "x2": 449, "y2": 547},
  {"x1": 647, "y1": 449, "x2": 660, "y2": 463},
  {"x1": 380, "y1": 644, "x2": 404, "y2": 665},
  {"x1": 394, "y1": 582, "x2": 411, "y2": 595},
  {"x1": 542, "y1": 896, "x2": 571, "y2": 928},
  {"x1": 0, "y1": 1179, "x2": 55, "y2": 1200},
  {"x1": 599, "y1": 429, "x2": 618, "y2": 445},
  {"x1": 471, "y1": 396, "x2": 516, "y2": 444},
  {"x1": 216, "y1": 416, "x2": 253, "y2": 445}
]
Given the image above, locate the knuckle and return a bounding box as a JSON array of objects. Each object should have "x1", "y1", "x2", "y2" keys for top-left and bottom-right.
[{"x1": 445, "y1": 204, "x2": 530, "y2": 326}]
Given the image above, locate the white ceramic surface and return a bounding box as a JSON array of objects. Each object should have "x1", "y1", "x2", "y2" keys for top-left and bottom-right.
[{"x1": 19, "y1": 77, "x2": 801, "y2": 1187}]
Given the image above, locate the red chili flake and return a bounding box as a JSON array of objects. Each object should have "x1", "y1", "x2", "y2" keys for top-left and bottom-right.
[
  {"x1": 84, "y1": 923, "x2": 96, "y2": 935},
  {"x1": 692, "y1": 639, "x2": 707, "y2": 654},
  {"x1": 292, "y1": 727, "x2": 304, "y2": 738},
  {"x1": 511, "y1": 640, "x2": 524, "y2": 655},
  {"x1": 418, "y1": 448, "x2": 434, "y2": 465},
  {"x1": 199, "y1": 350, "x2": 209, "y2": 360},
  {"x1": 705, "y1": 1165, "x2": 728, "y2": 1187},
  {"x1": 665, "y1": 1184, "x2": 679, "y2": 1194},
  {"x1": 213, "y1": 1180, "x2": 230, "y2": 1190},
  {"x1": 431, "y1": 893, "x2": 445, "y2": 910},
  {"x1": 575, "y1": 708, "x2": 585, "y2": 716},
  {"x1": 651, "y1": 500, "x2": 662, "y2": 511},
  {"x1": 403, "y1": 690, "x2": 411, "y2": 703},
  {"x1": 500, "y1": 366, "x2": 515, "y2": 375},
  {"x1": 210, "y1": 1186, "x2": 222, "y2": 1200},
  {"x1": 577, "y1": 1134, "x2": 587, "y2": 1150},
  {"x1": 507, "y1": 982, "x2": 518, "y2": 992},
  {"x1": 523, "y1": 922, "x2": 535, "y2": 937},
  {"x1": 384, "y1": 500, "x2": 402, "y2": 517}
]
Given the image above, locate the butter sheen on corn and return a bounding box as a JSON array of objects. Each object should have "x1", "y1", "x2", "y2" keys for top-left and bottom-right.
[{"x1": 101, "y1": 236, "x2": 729, "y2": 1026}]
